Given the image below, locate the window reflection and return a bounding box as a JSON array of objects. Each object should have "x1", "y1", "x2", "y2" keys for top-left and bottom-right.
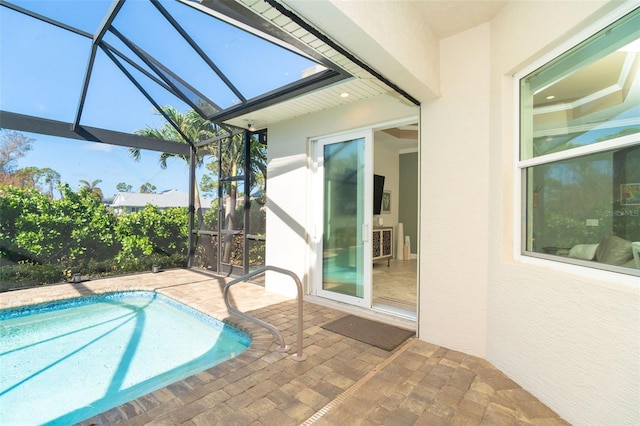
[
  {"x1": 521, "y1": 11, "x2": 640, "y2": 159},
  {"x1": 527, "y1": 146, "x2": 640, "y2": 270},
  {"x1": 520, "y1": 9, "x2": 640, "y2": 275}
]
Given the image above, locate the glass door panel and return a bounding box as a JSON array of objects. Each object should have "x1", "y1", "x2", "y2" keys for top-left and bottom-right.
[{"x1": 314, "y1": 131, "x2": 372, "y2": 307}]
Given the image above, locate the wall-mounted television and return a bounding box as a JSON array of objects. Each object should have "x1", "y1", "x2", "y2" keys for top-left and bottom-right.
[{"x1": 373, "y1": 174, "x2": 385, "y2": 215}]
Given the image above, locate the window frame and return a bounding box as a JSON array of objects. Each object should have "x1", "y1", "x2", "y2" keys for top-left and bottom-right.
[{"x1": 513, "y1": 4, "x2": 640, "y2": 286}]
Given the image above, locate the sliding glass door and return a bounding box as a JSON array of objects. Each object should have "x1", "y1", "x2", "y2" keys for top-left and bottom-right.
[{"x1": 312, "y1": 130, "x2": 373, "y2": 307}]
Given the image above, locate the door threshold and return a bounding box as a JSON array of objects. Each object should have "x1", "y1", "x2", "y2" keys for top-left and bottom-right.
[
  {"x1": 372, "y1": 303, "x2": 416, "y2": 321},
  {"x1": 305, "y1": 295, "x2": 416, "y2": 331}
]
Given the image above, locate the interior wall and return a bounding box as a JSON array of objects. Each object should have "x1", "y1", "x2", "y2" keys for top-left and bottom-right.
[
  {"x1": 399, "y1": 152, "x2": 418, "y2": 254},
  {"x1": 266, "y1": 95, "x2": 418, "y2": 297},
  {"x1": 373, "y1": 140, "x2": 399, "y2": 257}
]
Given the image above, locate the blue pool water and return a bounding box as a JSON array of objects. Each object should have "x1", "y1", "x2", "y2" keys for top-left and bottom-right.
[{"x1": 0, "y1": 291, "x2": 250, "y2": 425}]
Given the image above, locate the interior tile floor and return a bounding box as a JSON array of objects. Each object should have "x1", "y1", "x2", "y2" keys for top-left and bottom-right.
[
  {"x1": 1, "y1": 269, "x2": 567, "y2": 425},
  {"x1": 373, "y1": 258, "x2": 417, "y2": 316}
]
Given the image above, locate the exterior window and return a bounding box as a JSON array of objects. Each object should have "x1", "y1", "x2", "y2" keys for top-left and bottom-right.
[{"x1": 519, "y1": 8, "x2": 640, "y2": 275}]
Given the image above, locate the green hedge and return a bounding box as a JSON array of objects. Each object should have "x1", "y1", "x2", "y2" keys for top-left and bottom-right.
[
  {"x1": 0, "y1": 185, "x2": 266, "y2": 292},
  {"x1": 0, "y1": 185, "x2": 189, "y2": 291}
]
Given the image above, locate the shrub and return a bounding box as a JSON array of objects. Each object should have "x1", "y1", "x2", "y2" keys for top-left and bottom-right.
[
  {"x1": 0, "y1": 185, "x2": 264, "y2": 290},
  {"x1": 115, "y1": 253, "x2": 188, "y2": 273},
  {"x1": 0, "y1": 262, "x2": 66, "y2": 292},
  {"x1": 0, "y1": 184, "x2": 119, "y2": 267},
  {"x1": 115, "y1": 205, "x2": 188, "y2": 265}
]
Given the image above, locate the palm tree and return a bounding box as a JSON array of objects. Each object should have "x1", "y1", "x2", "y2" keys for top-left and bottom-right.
[
  {"x1": 129, "y1": 106, "x2": 267, "y2": 264},
  {"x1": 79, "y1": 179, "x2": 103, "y2": 201},
  {"x1": 116, "y1": 182, "x2": 133, "y2": 193},
  {"x1": 133, "y1": 106, "x2": 268, "y2": 267},
  {"x1": 215, "y1": 132, "x2": 267, "y2": 263},
  {"x1": 39, "y1": 168, "x2": 61, "y2": 198},
  {"x1": 139, "y1": 182, "x2": 156, "y2": 193},
  {"x1": 132, "y1": 106, "x2": 217, "y2": 266}
]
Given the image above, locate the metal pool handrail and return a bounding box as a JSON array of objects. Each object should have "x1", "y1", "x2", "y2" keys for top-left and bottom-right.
[{"x1": 223, "y1": 265, "x2": 307, "y2": 362}]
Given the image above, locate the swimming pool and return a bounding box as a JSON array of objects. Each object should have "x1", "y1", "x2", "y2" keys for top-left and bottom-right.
[{"x1": 0, "y1": 291, "x2": 250, "y2": 425}]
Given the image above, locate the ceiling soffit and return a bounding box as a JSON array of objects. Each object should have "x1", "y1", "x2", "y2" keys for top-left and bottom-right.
[
  {"x1": 218, "y1": 0, "x2": 422, "y2": 130},
  {"x1": 224, "y1": 0, "x2": 512, "y2": 130}
]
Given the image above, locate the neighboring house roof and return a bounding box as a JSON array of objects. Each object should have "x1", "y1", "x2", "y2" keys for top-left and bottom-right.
[{"x1": 110, "y1": 189, "x2": 213, "y2": 209}]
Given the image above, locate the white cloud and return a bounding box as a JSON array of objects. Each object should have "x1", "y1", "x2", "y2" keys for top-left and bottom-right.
[{"x1": 82, "y1": 142, "x2": 114, "y2": 152}]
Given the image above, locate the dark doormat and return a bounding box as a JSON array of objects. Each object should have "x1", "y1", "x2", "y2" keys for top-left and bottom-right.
[{"x1": 321, "y1": 314, "x2": 414, "y2": 351}]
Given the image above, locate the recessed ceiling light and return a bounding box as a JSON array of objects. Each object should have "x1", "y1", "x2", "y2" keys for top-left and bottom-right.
[
  {"x1": 340, "y1": 92, "x2": 350, "y2": 98},
  {"x1": 546, "y1": 95, "x2": 555, "y2": 100}
]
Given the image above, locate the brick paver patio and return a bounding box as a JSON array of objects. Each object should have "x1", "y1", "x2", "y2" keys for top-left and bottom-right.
[{"x1": 0, "y1": 269, "x2": 568, "y2": 425}]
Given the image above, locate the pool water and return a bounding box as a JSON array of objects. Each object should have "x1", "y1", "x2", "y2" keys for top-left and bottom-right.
[{"x1": 0, "y1": 291, "x2": 250, "y2": 425}]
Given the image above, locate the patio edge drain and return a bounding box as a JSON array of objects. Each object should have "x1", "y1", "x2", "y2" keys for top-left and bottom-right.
[{"x1": 299, "y1": 337, "x2": 416, "y2": 425}]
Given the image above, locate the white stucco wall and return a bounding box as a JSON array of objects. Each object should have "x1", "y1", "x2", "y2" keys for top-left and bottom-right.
[
  {"x1": 418, "y1": 2, "x2": 639, "y2": 423},
  {"x1": 266, "y1": 95, "x2": 418, "y2": 297},
  {"x1": 267, "y1": 1, "x2": 639, "y2": 423},
  {"x1": 419, "y1": 23, "x2": 491, "y2": 357},
  {"x1": 487, "y1": 2, "x2": 640, "y2": 425}
]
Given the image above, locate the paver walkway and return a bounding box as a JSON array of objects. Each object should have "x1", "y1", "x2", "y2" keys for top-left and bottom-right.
[{"x1": 1, "y1": 269, "x2": 568, "y2": 425}]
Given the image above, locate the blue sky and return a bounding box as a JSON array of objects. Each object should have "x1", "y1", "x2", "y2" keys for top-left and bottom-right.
[
  {"x1": 18, "y1": 132, "x2": 192, "y2": 199},
  {"x1": 0, "y1": 0, "x2": 317, "y2": 200},
  {"x1": 0, "y1": 1, "x2": 188, "y2": 198}
]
